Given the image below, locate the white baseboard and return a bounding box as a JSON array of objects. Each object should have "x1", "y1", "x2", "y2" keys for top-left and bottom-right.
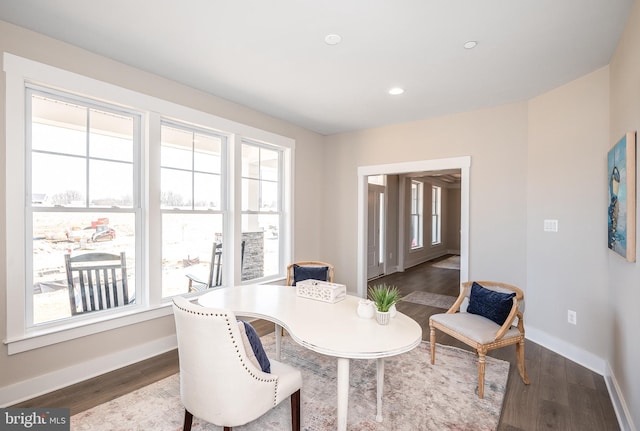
[
  {"x1": 605, "y1": 363, "x2": 637, "y2": 431},
  {"x1": 527, "y1": 325, "x2": 634, "y2": 431},
  {"x1": 526, "y1": 325, "x2": 606, "y2": 374},
  {"x1": 0, "y1": 334, "x2": 177, "y2": 407}
]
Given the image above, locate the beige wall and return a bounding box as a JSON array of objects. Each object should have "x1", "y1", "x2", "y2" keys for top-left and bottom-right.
[
  {"x1": 324, "y1": 102, "x2": 529, "y2": 289},
  {"x1": 324, "y1": 62, "x2": 634, "y2": 426},
  {"x1": 0, "y1": 21, "x2": 325, "y2": 392},
  {"x1": 609, "y1": 0, "x2": 640, "y2": 427},
  {"x1": 527, "y1": 68, "x2": 611, "y2": 358}
]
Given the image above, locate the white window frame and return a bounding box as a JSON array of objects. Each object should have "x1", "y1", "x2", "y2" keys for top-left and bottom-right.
[
  {"x1": 410, "y1": 180, "x2": 423, "y2": 249},
  {"x1": 159, "y1": 119, "x2": 229, "y2": 297},
  {"x1": 240, "y1": 139, "x2": 286, "y2": 283},
  {"x1": 432, "y1": 185, "x2": 442, "y2": 245},
  {"x1": 3, "y1": 53, "x2": 294, "y2": 354},
  {"x1": 25, "y1": 86, "x2": 144, "y2": 328}
]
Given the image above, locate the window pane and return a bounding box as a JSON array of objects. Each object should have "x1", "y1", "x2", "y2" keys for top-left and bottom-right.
[
  {"x1": 32, "y1": 153, "x2": 86, "y2": 207},
  {"x1": 194, "y1": 172, "x2": 221, "y2": 210},
  {"x1": 161, "y1": 123, "x2": 224, "y2": 211},
  {"x1": 161, "y1": 125, "x2": 192, "y2": 170},
  {"x1": 242, "y1": 214, "x2": 279, "y2": 280},
  {"x1": 161, "y1": 168, "x2": 192, "y2": 209},
  {"x1": 89, "y1": 109, "x2": 134, "y2": 163},
  {"x1": 242, "y1": 144, "x2": 260, "y2": 178},
  {"x1": 261, "y1": 180, "x2": 278, "y2": 211},
  {"x1": 411, "y1": 181, "x2": 423, "y2": 249},
  {"x1": 32, "y1": 212, "x2": 135, "y2": 324},
  {"x1": 162, "y1": 213, "x2": 223, "y2": 298},
  {"x1": 31, "y1": 95, "x2": 86, "y2": 155},
  {"x1": 194, "y1": 133, "x2": 222, "y2": 174},
  {"x1": 260, "y1": 148, "x2": 279, "y2": 181},
  {"x1": 242, "y1": 177, "x2": 261, "y2": 211},
  {"x1": 432, "y1": 186, "x2": 442, "y2": 245},
  {"x1": 89, "y1": 160, "x2": 133, "y2": 207}
]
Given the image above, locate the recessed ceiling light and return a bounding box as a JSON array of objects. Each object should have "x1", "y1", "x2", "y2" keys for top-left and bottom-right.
[
  {"x1": 325, "y1": 34, "x2": 342, "y2": 45},
  {"x1": 463, "y1": 40, "x2": 478, "y2": 49},
  {"x1": 389, "y1": 87, "x2": 405, "y2": 95}
]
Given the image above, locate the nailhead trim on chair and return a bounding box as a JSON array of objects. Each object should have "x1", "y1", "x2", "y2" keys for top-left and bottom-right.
[{"x1": 175, "y1": 302, "x2": 279, "y2": 405}]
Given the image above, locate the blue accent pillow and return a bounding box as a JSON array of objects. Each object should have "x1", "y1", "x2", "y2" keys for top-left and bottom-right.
[
  {"x1": 467, "y1": 282, "x2": 516, "y2": 326},
  {"x1": 293, "y1": 264, "x2": 329, "y2": 286},
  {"x1": 239, "y1": 320, "x2": 270, "y2": 373}
]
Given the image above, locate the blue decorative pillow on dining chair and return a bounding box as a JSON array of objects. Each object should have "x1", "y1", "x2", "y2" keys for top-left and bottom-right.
[
  {"x1": 238, "y1": 320, "x2": 270, "y2": 373},
  {"x1": 292, "y1": 264, "x2": 329, "y2": 286}
]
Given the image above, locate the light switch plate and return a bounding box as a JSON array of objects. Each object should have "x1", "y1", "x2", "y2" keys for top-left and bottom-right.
[{"x1": 544, "y1": 219, "x2": 559, "y2": 232}]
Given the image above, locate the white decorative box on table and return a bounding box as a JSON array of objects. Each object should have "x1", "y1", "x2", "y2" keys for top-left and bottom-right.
[{"x1": 296, "y1": 279, "x2": 347, "y2": 303}]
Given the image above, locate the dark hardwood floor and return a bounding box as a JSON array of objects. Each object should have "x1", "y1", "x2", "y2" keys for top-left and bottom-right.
[{"x1": 13, "y1": 255, "x2": 620, "y2": 430}]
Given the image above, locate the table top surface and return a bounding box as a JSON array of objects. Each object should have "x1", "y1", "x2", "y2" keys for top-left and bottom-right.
[{"x1": 198, "y1": 284, "x2": 423, "y2": 359}]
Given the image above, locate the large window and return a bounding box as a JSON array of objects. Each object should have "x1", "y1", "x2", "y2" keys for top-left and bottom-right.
[
  {"x1": 28, "y1": 88, "x2": 140, "y2": 325},
  {"x1": 4, "y1": 53, "x2": 294, "y2": 353},
  {"x1": 160, "y1": 122, "x2": 225, "y2": 298},
  {"x1": 410, "y1": 180, "x2": 423, "y2": 249},
  {"x1": 241, "y1": 142, "x2": 283, "y2": 279},
  {"x1": 432, "y1": 185, "x2": 442, "y2": 245}
]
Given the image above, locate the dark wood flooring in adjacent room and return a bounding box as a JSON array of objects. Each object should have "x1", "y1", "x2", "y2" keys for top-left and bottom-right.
[{"x1": 13, "y1": 255, "x2": 620, "y2": 430}]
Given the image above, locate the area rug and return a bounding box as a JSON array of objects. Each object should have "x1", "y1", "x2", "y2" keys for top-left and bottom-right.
[
  {"x1": 71, "y1": 334, "x2": 509, "y2": 431},
  {"x1": 402, "y1": 291, "x2": 458, "y2": 310},
  {"x1": 430, "y1": 255, "x2": 460, "y2": 270}
]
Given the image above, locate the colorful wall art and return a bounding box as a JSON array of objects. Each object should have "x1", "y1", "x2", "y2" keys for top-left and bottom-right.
[{"x1": 607, "y1": 132, "x2": 636, "y2": 262}]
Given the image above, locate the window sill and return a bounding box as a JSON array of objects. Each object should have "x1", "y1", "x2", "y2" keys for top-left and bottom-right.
[{"x1": 4, "y1": 303, "x2": 174, "y2": 355}]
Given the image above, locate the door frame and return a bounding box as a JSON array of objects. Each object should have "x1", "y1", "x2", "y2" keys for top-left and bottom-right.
[
  {"x1": 367, "y1": 182, "x2": 386, "y2": 280},
  {"x1": 356, "y1": 156, "x2": 471, "y2": 298}
]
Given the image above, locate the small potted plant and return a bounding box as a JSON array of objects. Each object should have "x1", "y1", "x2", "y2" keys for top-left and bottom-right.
[{"x1": 368, "y1": 284, "x2": 401, "y2": 325}]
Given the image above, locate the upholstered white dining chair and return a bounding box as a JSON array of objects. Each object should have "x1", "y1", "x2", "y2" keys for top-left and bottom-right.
[
  {"x1": 172, "y1": 296, "x2": 302, "y2": 430},
  {"x1": 429, "y1": 280, "x2": 530, "y2": 398}
]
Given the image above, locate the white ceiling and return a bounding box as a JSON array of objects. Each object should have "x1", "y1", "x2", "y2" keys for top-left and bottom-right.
[{"x1": 0, "y1": 0, "x2": 633, "y2": 135}]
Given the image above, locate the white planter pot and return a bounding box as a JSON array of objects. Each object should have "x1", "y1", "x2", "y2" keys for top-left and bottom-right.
[{"x1": 375, "y1": 310, "x2": 391, "y2": 325}]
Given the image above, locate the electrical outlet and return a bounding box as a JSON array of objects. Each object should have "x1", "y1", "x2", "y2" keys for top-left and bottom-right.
[{"x1": 567, "y1": 310, "x2": 577, "y2": 325}]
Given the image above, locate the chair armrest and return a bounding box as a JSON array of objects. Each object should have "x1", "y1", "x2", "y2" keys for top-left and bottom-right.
[
  {"x1": 186, "y1": 273, "x2": 208, "y2": 291},
  {"x1": 445, "y1": 282, "x2": 470, "y2": 314},
  {"x1": 494, "y1": 297, "x2": 520, "y2": 340}
]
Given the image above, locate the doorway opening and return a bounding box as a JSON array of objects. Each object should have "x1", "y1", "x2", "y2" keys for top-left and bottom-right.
[{"x1": 357, "y1": 157, "x2": 470, "y2": 297}]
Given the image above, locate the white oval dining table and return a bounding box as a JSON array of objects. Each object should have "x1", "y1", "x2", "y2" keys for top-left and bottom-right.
[{"x1": 198, "y1": 284, "x2": 422, "y2": 431}]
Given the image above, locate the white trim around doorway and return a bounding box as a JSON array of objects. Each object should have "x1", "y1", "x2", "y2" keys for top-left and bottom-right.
[{"x1": 356, "y1": 156, "x2": 471, "y2": 298}]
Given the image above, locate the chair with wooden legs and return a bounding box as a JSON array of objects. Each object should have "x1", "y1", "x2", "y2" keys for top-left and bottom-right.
[{"x1": 429, "y1": 280, "x2": 530, "y2": 398}]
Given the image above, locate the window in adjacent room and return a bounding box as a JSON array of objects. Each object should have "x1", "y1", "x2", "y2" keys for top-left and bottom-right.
[
  {"x1": 432, "y1": 185, "x2": 442, "y2": 245},
  {"x1": 410, "y1": 180, "x2": 423, "y2": 249}
]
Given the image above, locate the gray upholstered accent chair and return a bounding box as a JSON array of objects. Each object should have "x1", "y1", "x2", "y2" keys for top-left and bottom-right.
[
  {"x1": 172, "y1": 296, "x2": 302, "y2": 430},
  {"x1": 429, "y1": 280, "x2": 530, "y2": 398}
]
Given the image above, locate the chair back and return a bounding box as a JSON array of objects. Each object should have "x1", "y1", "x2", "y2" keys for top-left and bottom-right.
[
  {"x1": 172, "y1": 296, "x2": 278, "y2": 427},
  {"x1": 65, "y1": 252, "x2": 130, "y2": 315},
  {"x1": 286, "y1": 261, "x2": 335, "y2": 286},
  {"x1": 207, "y1": 242, "x2": 223, "y2": 287}
]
